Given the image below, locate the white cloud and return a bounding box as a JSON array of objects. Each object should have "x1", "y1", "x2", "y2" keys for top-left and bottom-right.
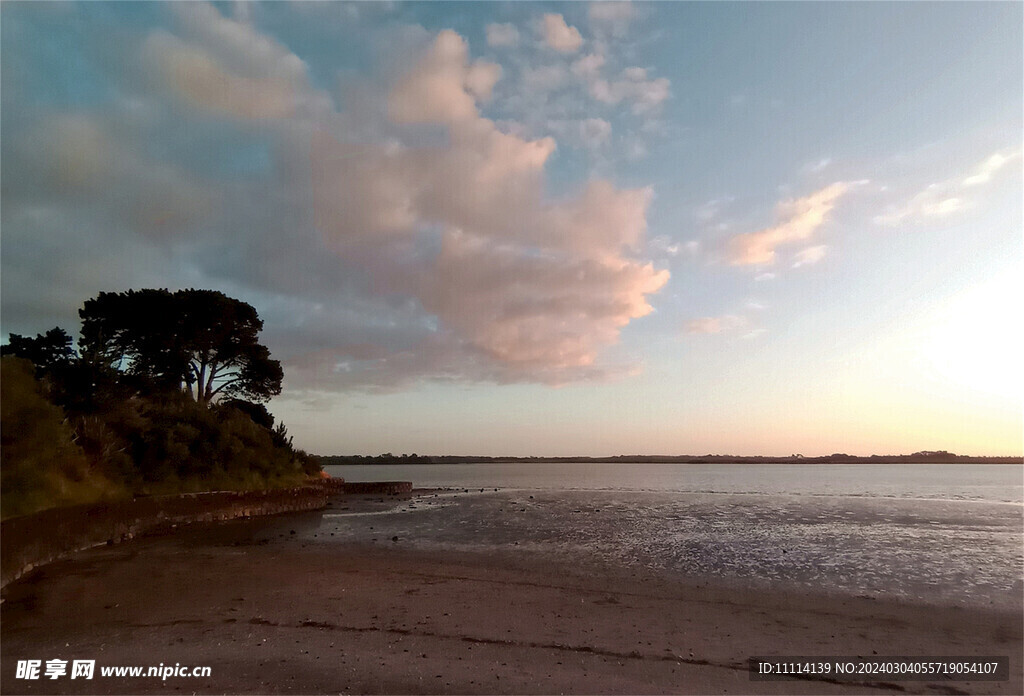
[
  {"x1": 579, "y1": 117, "x2": 612, "y2": 148},
  {"x1": 486, "y1": 22, "x2": 520, "y2": 48},
  {"x1": 622, "y1": 66, "x2": 647, "y2": 81},
  {"x1": 590, "y1": 71, "x2": 670, "y2": 114},
  {"x1": 695, "y1": 196, "x2": 733, "y2": 222},
  {"x1": 521, "y1": 64, "x2": 569, "y2": 94},
  {"x1": 962, "y1": 152, "x2": 1014, "y2": 187},
  {"x1": 792, "y1": 245, "x2": 828, "y2": 268},
  {"x1": 803, "y1": 157, "x2": 831, "y2": 174},
  {"x1": 648, "y1": 235, "x2": 680, "y2": 257},
  {"x1": 728, "y1": 182, "x2": 851, "y2": 265},
  {"x1": 541, "y1": 13, "x2": 583, "y2": 53},
  {"x1": 571, "y1": 53, "x2": 605, "y2": 79},
  {"x1": 544, "y1": 117, "x2": 612, "y2": 150},
  {"x1": 588, "y1": 1, "x2": 634, "y2": 37},
  {"x1": 754, "y1": 272, "x2": 776, "y2": 282},
  {"x1": 875, "y1": 149, "x2": 1019, "y2": 226},
  {"x1": 685, "y1": 315, "x2": 745, "y2": 335}
]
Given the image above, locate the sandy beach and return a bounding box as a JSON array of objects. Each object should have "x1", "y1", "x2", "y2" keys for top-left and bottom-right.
[{"x1": 2, "y1": 495, "x2": 1020, "y2": 696}]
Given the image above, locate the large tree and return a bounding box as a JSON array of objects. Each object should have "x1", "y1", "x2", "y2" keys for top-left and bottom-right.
[{"x1": 79, "y1": 289, "x2": 283, "y2": 404}]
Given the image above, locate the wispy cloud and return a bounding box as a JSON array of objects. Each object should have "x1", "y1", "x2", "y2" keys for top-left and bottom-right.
[
  {"x1": 792, "y1": 245, "x2": 827, "y2": 268},
  {"x1": 588, "y1": 1, "x2": 635, "y2": 38},
  {"x1": 874, "y1": 149, "x2": 1019, "y2": 226},
  {"x1": 802, "y1": 157, "x2": 831, "y2": 174},
  {"x1": 685, "y1": 315, "x2": 745, "y2": 335},
  {"x1": 486, "y1": 23, "x2": 520, "y2": 48},
  {"x1": 695, "y1": 196, "x2": 734, "y2": 222},
  {"x1": 962, "y1": 151, "x2": 1015, "y2": 187},
  {"x1": 728, "y1": 183, "x2": 853, "y2": 266}
]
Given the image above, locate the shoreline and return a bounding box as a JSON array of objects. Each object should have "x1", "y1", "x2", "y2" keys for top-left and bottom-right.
[{"x1": 2, "y1": 500, "x2": 1020, "y2": 695}]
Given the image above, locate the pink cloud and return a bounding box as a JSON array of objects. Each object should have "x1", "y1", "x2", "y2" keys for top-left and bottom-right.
[
  {"x1": 541, "y1": 13, "x2": 583, "y2": 53},
  {"x1": 310, "y1": 30, "x2": 669, "y2": 382},
  {"x1": 728, "y1": 183, "x2": 849, "y2": 265}
]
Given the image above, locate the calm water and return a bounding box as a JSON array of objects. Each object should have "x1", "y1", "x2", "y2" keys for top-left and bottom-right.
[{"x1": 318, "y1": 463, "x2": 1023, "y2": 608}]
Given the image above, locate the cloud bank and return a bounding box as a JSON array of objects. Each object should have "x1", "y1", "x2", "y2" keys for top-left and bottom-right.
[{"x1": 1, "y1": 4, "x2": 669, "y2": 394}]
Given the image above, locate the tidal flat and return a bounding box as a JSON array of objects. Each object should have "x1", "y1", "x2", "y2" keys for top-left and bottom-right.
[{"x1": 2, "y1": 488, "x2": 1021, "y2": 695}]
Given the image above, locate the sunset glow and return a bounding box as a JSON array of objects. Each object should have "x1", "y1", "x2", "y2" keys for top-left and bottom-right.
[{"x1": 1, "y1": 2, "x2": 1020, "y2": 456}]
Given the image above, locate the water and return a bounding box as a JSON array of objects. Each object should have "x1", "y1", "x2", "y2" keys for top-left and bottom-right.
[{"x1": 319, "y1": 462, "x2": 1023, "y2": 609}]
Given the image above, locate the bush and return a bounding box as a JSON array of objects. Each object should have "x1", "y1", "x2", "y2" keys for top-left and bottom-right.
[{"x1": 1, "y1": 358, "x2": 125, "y2": 518}]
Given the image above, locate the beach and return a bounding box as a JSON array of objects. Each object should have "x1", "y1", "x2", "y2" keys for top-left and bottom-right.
[{"x1": 2, "y1": 494, "x2": 1020, "y2": 695}]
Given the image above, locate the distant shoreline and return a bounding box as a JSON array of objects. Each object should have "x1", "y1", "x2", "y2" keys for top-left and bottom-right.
[{"x1": 319, "y1": 454, "x2": 1023, "y2": 465}]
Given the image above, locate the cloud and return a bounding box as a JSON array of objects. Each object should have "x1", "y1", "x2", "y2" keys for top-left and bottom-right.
[
  {"x1": 308, "y1": 30, "x2": 668, "y2": 385},
  {"x1": 486, "y1": 22, "x2": 520, "y2": 48},
  {"x1": 685, "y1": 315, "x2": 745, "y2": 335},
  {"x1": 2, "y1": 7, "x2": 669, "y2": 392},
  {"x1": 648, "y1": 235, "x2": 680, "y2": 257},
  {"x1": 389, "y1": 30, "x2": 500, "y2": 124},
  {"x1": 728, "y1": 182, "x2": 850, "y2": 265},
  {"x1": 792, "y1": 245, "x2": 827, "y2": 268},
  {"x1": 140, "y1": 3, "x2": 331, "y2": 122},
  {"x1": 521, "y1": 64, "x2": 569, "y2": 94},
  {"x1": 962, "y1": 152, "x2": 1014, "y2": 187},
  {"x1": 803, "y1": 157, "x2": 831, "y2": 174},
  {"x1": 589, "y1": 69, "x2": 670, "y2": 114},
  {"x1": 579, "y1": 117, "x2": 612, "y2": 148},
  {"x1": 873, "y1": 186, "x2": 964, "y2": 226},
  {"x1": 875, "y1": 149, "x2": 1019, "y2": 226},
  {"x1": 546, "y1": 117, "x2": 612, "y2": 149},
  {"x1": 754, "y1": 272, "x2": 776, "y2": 282},
  {"x1": 571, "y1": 53, "x2": 605, "y2": 79},
  {"x1": 695, "y1": 196, "x2": 733, "y2": 222},
  {"x1": 541, "y1": 14, "x2": 583, "y2": 53},
  {"x1": 588, "y1": 2, "x2": 634, "y2": 37},
  {"x1": 10, "y1": 113, "x2": 213, "y2": 236}
]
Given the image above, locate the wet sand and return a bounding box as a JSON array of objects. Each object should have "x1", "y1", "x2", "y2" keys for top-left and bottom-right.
[{"x1": 2, "y1": 502, "x2": 1020, "y2": 695}]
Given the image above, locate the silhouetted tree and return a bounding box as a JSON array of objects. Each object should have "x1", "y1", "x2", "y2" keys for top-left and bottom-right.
[
  {"x1": 1, "y1": 327, "x2": 76, "y2": 372},
  {"x1": 79, "y1": 289, "x2": 283, "y2": 404}
]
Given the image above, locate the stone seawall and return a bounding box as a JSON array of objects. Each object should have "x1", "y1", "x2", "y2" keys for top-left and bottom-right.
[{"x1": 1, "y1": 480, "x2": 347, "y2": 588}]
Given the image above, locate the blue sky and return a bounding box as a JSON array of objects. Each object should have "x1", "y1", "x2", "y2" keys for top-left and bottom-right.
[{"x1": 2, "y1": 2, "x2": 1020, "y2": 455}]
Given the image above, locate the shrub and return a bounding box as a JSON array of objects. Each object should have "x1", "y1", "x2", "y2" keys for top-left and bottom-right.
[{"x1": 1, "y1": 358, "x2": 125, "y2": 518}]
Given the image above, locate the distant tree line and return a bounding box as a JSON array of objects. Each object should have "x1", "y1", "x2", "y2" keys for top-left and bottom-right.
[
  {"x1": 1, "y1": 289, "x2": 320, "y2": 519},
  {"x1": 317, "y1": 452, "x2": 1020, "y2": 466}
]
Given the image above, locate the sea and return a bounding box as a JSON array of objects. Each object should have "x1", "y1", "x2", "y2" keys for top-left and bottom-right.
[{"x1": 319, "y1": 462, "x2": 1023, "y2": 609}]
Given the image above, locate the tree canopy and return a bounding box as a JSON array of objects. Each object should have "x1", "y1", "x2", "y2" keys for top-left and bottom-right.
[
  {"x1": 1, "y1": 327, "x2": 76, "y2": 372},
  {"x1": 79, "y1": 289, "x2": 283, "y2": 404},
  {"x1": 1, "y1": 289, "x2": 317, "y2": 518}
]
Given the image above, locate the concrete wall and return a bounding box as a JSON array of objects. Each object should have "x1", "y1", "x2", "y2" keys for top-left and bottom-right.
[{"x1": 1, "y1": 480, "x2": 347, "y2": 588}]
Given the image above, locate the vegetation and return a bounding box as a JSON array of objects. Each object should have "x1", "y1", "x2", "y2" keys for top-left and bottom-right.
[{"x1": 1, "y1": 289, "x2": 320, "y2": 520}]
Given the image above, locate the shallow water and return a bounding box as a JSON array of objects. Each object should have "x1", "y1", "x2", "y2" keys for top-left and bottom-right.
[{"x1": 317, "y1": 463, "x2": 1023, "y2": 609}]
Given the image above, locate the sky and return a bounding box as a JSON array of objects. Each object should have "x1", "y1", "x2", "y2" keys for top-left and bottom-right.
[{"x1": 1, "y1": 1, "x2": 1021, "y2": 457}]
